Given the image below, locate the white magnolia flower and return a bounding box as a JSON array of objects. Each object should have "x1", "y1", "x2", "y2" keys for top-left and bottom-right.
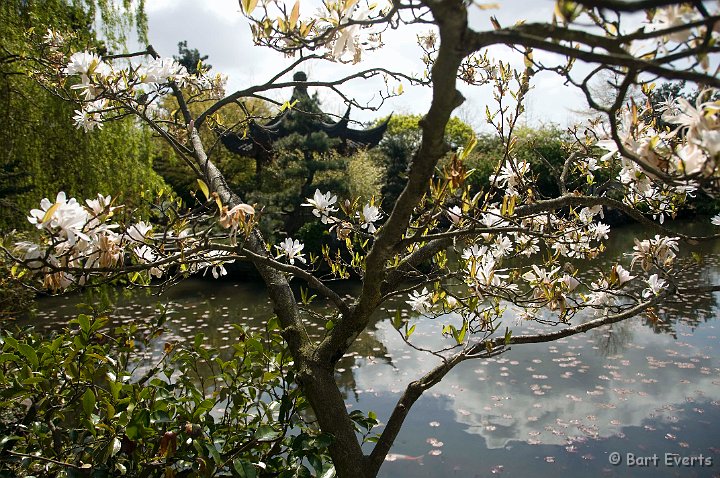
[
  {"x1": 590, "y1": 222, "x2": 611, "y2": 241},
  {"x1": 491, "y1": 235, "x2": 513, "y2": 258},
  {"x1": 587, "y1": 279, "x2": 615, "y2": 309},
  {"x1": 522, "y1": 265, "x2": 560, "y2": 285},
  {"x1": 652, "y1": 5, "x2": 697, "y2": 43},
  {"x1": 675, "y1": 143, "x2": 708, "y2": 175},
  {"x1": 490, "y1": 159, "x2": 529, "y2": 194},
  {"x1": 613, "y1": 264, "x2": 635, "y2": 285},
  {"x1": 126, "y1": 221, "x2": 153, "y2": 242},
  {"x1": 631, "y1": 235, "x2": 679, "y2": 271},
  {"x1": 446, "y1": 205, "x2": 462, "y2": 225},
  {"x1": 406, "y1": 287, "x2": 432, "y2": 314},
  {"x1": 643, "y1": 274, "x2": 667, "y2": 298},
  {"x1": 28, "y1": 191, "x2": 89, "y2": 245},
  {"x1": 43, "y1": 28, "x2": 64, "y2": 47},
  {"x1": 359, "y1": 203, "x2": 381, "y2": 233},
  {"x1": 462, "y1": 244, "x2": 488, "y2": 260},
  {"x1": 560, "y1": 274, "x2": 579, "y2": 291},
  {"x1": 579, "y1": 205, "x2": 604, "y2": 224},
  {"x1": 711, "y1": 213, "x2": 720, "y2": 226},
  {"x1": 133, "y1": 245, "x2": 162, "y2": 278},
  {"x1": 140, "y1": 58, "x2": 188, "y2": 84},
  {"x1": 85, "y1": 194, "x2": 116, "y2": 219},
  {"x1": 275, "y1": 238, "x2": 306, "y2": 265},
  {"x1": 302, "y1": 189, "x2": 338, "y2": 224},
  {"x1": 73, "y1": 106, "x2": 103, "y2": 132},
  {"x1": 64, "y1": 51, "x2": 111, "y2": 77}
]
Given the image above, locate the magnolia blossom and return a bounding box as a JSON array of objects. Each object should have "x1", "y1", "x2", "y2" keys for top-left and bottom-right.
[
  {"x1": 302, "y1": 189, "x2": 337, "y2": 224},
  {"x1": 139, "y1": 58, "x2": 189, "y2": 85},
  {"x1": 462, "y1": 244, "x2": 488, "y2": 261},
  {"x1": 275, "y1": 238, "x2": 306, "y2": 265},
  {"x1": 72, "y1": 100, "x2": 107, "y2": 132},
  {"x1": 87, "y1": 231, "x2": 123, "y2": 269},
  {"x1": 612, "y1": 264, "x2": 635, "y2": 285},
  {"x1": 578, "y1": 205, "x2": 604, "y2": 224},
  {"x1": 560, "y1": 274, "x2": 580, "y2": 291},
  {"x1": 590, "y1": 223, "x2": 611, "y2": 241},
  {"x1": 85, "y1": 194, "x2": 116, "y2": 218},
  {"x1": 489, "y1": 159, "x2": 529, "y2": 195},
  {"x1": 491, "y1": 235, "x2": 513, "y2": 258},
  {"x1": 652, "y1": 5, "x2": 698, "y2": 43},
  {"x1": 522, "y1": 265, "x2": 561, "y2": 285},
  {"x1": 126, "y1": 221, "x2": 153, "y2": 242},
  {"x1": 196, "y1": 250, "x2": 236, "y2": 279},
  {"x1": 65, "y1": 51, "x2": 111, "y2": 78},
  {"x1": 219, "y1": 204, "x2": 255, "y2": 231},
  {"x1": 631, "y1": 235, "x2": 679, "y2": 271},
  {"x1": 446, "y1": 206, "x2": 462, "y2": 225},
  {"x1": 711, "y1": 213, "x2": 720, "y2": 226},
  {"x1": 359, "y1": 203, "x2": 381, "y2": 233},
  {"x1": 133, "y1": 245, "x2": 163, "y2": 278},
  {"x1": 406, "y1": 287, "x2": 432, "y2": 314},
  {"x1": 587, "y1": 279, "x2": 616, "y2": 309},
  {"x1": 467, "y1": 256, "x2": 510, "y2": 290},
  {"x1": 643, "y1": 274, "x2": 667, "y2": 298},
  {"x1": 329, "y1": 0, "x2": 389, "y2": 62},
  {"x1": 28, "y1": 192, "x2": 89, "y2": 245}
]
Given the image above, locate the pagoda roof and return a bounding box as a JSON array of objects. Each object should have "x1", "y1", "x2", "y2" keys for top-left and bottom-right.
[{"x1": 220, "y1": 73, "x2": 390, "y2": 159}]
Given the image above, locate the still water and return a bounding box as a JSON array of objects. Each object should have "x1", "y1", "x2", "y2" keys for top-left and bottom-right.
[{"x1": 26, "y1": 223, "x2": 720, "y2": 477}]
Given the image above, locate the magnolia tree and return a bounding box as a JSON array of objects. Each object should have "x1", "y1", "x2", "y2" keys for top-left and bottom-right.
[{"x1": 7, "y1": 0, "x2": 720, "y2": 476}]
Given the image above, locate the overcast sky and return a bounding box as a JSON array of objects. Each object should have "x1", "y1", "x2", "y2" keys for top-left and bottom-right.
[{"x1": 142, "y1": 0, "x2": 589, "y2": 131}]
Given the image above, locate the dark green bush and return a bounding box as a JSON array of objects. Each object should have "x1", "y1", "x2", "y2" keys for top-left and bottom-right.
[{"x1": 0, "y1": 312, "x2": 336, "y2": 477}]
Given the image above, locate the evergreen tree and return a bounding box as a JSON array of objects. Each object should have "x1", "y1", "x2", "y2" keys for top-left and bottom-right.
[
  {"x1": 174, "y1": 40, "x2": 211, "y2": 75},
  {"x1": 251, "y1": 74, "x2": 349, "y2": 241}
]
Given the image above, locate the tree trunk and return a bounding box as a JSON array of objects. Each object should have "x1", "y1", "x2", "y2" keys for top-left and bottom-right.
[{"x1": 299, "y1": 362, "x2": 371, "y2": 478}]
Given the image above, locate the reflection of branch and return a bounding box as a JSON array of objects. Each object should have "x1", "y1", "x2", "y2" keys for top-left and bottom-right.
[
  {"x1": 236, "y1": 247, "x2": 351, "y2": 317},
  {"x1": 515, "y1": 194, "x2": 720, "y2": 242},
  {"x1": 367, "y1": 292, "x2": 663, "y2": 474}
]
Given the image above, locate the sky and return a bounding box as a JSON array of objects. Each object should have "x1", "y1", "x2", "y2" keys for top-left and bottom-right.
[{"x1": 142, "y1": 0, "x2": 590, "y2": 132}]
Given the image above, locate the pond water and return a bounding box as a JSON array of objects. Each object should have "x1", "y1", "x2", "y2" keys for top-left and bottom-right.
[{"x1": 23, "y1": 222, "x2": 720, "y2": 478}]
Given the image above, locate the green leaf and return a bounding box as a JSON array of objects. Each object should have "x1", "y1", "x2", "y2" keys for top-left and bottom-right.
[
  {"x1": 194, "y1": 332, "x2": 205, "y2": 350},
  {"x1": 17, "y1": 343, "x2": 38, "y2": 368},
  {"x1": 82, "y1": 388, "x2": 96, "y2": 416},
  {"x1": 255, "y1": 425, "x2": 281, "y2": 441},
  {"x1": 77, "y1": 314, "x2": 91, "y2": 334},
  {"x1": 0, "y1": 353, "x2": 19, "y2": 364},
  {"x1": 3, "y1": 335, "x2": 18, "y2": 350},
  {"x1": 207, "y1": 442, "x2": 222, "y2": 465},
  {"x1": 193, "y1": 398, "x2": 215, "y2": 420},
  {"x1": 233, "y1": 459, "x2": 257, "y2": 478}
]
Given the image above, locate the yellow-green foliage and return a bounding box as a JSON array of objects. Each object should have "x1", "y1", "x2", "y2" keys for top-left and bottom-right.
[{"x1": 347, "y1": 150, "x2": 385, "y2": 202}]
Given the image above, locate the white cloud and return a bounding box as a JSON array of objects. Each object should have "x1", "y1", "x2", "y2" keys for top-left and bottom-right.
[{"x1": 143, "y1": 0, "x2": 588, "y2": 128}]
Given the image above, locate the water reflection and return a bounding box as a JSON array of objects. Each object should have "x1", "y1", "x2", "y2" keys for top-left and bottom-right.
[{"x1": 21, "y1": 222, "x2": 720, "y2": 477}]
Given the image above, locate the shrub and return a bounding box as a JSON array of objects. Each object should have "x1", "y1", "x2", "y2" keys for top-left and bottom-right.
[{"x1": 0, "y1": 312, "x2": 336, "y2": 477}]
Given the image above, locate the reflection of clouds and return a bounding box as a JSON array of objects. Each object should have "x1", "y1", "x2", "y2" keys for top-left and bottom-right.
[{"x1": 349, "y1": 318, "x2": 720, "y2": 450}]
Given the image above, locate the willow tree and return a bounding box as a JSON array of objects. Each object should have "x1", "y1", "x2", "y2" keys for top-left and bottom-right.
[
  {"x1": 0, "y1": 0, "x2": 160, "y2": 230},
  {"x1": 7, "y1": 1, "x2": 720, "y2": 477}
]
